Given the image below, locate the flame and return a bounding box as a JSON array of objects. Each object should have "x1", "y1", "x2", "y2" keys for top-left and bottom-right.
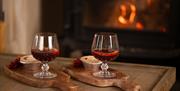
[
  {"x1": 129, "y1": 4, "x2": 136, "y2": 23},
  {"x1": 118, "y1": 16, "x2": 128, "y2": 24},
  {"x1": 118, "y1": 3, "x2": 144, "y2": 30},
  {"x1": 120, "y1": 5, "x2": 127, "y2": 16},
  {"x1": 118, "y1": 5, "x2": 128, "y2": 24},
  {"x1": 118, "y1": 3, "x2": 136, "y2": 24}
]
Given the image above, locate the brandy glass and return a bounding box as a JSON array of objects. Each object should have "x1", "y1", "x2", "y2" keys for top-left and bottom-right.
[
  {"x1": 31, "y1": 32, "x2": 60, "y2": 79},
  {"x1": 91, "y1": 32, "x2": 119, "y2": 78}
]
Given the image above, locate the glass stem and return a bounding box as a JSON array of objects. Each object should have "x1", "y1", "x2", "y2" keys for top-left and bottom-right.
[
  {"x1": 41, "y1": 62, "x2": 49, "y2": 75},
  {"x1": 101, "y1": 61, "x2": 109, "y2": 75}
]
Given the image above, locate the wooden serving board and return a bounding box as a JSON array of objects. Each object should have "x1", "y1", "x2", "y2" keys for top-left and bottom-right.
[
  {"x1": 0, "y1": 56, "x2": 176, "y2": 91},
  {"x1": 3, "y1": 65, "x2": 78, "y2": 91},
  {"x1": 63, "y1": 65, "x2": 141, "y2": 91}
]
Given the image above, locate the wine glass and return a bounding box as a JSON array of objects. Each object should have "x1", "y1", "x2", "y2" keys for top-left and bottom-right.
[
  {"x1": 31, "y1": 32, "x2": 60, "y2": 79},
  {"x1": 91, "y1": 32, "x2": 119, "y2": 78}
]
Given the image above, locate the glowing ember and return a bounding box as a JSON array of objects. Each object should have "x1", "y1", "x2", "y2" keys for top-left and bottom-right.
[
  {"x1": 136, "y1": 22, "x2": 144, "y2": 30},
  {"x1": 160, "y1": 27, "x2": 167, "y2": 32}
]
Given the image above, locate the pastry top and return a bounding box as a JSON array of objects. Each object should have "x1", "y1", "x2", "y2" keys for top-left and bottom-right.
[
  {"x1": 20, "y1": 55, "x2": 41, "y2": 64},
  {"x1": 80, "y1": 56, "x2": 102, "y2": 64}
]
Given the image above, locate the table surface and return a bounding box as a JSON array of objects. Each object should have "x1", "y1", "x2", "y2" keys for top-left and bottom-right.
[{"x1": 0, "y1": 54, "x2": 176, "y2": 91}]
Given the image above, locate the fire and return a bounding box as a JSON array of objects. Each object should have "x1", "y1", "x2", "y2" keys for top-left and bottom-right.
[
  {"x1": 118, "y1": 16, "x2": 128, "y2": 24},
  {"x1": 120, "y1": 5, "x2": 126, "y2": 16},
  {"x1": 129, "y1": 4, "x2": 136, "y2": 23},
  {"x1": 118, "y1": 3, "x2": 136, "y2": 24},
  {"x1": 118, "y1": 3, "x2": 144, "y2": 30},
  {"x1": 118, "y1": 5, "x2": 128, "y2": 24}
]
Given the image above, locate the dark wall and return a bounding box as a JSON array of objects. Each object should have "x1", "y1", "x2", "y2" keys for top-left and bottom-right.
[
  {"x1": 170, "y1": 0, "x2": 180, "y2": 48},
  {"x1": 0, "y1": 0, "x2": 2, "y2": 11},
  {"x1": 41, "y1": 0, "x2": 64, "y2": 36},
  {"x1": 0, "y1": 0, "x2": 4, "y2": 21}
]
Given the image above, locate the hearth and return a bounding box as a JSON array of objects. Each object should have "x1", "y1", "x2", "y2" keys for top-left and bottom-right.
[{"x1": 41, "y1": 0, "x2": 180, "y2": 58}]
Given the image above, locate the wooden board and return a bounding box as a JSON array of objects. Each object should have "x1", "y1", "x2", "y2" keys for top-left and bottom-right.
[
  {"x1": 3, "y1": 64, "x2": 79, "y2": 91},
  {"x1": 63, "y1": 65, "x2": 141, "y2": 91},
  {"x1": 0, "y1": 56, "x2": 176, "y2": 91},
  {"x1": 57, "y1": 57, "x2": 176, "y2": 91}
]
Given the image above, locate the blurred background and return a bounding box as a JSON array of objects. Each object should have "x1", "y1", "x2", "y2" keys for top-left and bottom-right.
[
  {"x1": 0, "y1": 0, "x2": 180, "y2": 66},
  {"x1": 0, "y1": 0, "x2": 180, "y2": 90},
  {"x1": 0, "y1": 0, "x2": 179, "y2": 57},
  {"x1": 0, "y1": 0, "x2": 41, "y2": 54}
]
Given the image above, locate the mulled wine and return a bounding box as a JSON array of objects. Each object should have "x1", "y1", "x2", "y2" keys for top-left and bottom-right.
[
  {"x1": 92, "y1": 49, "x2": 119, "y2": 61},
  {"x1": 31, "y1": 48, "x2": 59, "y2": 62},
  {"x1": 91, "y1": 32, "x2": 119, "y2": 78},
  {"x1": 31, "y1": 32, "x2": 59, "y2": 79}
]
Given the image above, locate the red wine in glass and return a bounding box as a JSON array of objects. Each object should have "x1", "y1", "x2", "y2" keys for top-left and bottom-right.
[
  {"x1": 31, "y1": 48, "x2": 59, "y2": 62},
  {"x1": 31, "y1": 32, "x2": 59, "y2": 79},
  {"x1": 92, "y1": 50, "x2": 119, "y2": 61},
  {"x1": 91, "y1": 32, "x2": 120, "y2": 78}
]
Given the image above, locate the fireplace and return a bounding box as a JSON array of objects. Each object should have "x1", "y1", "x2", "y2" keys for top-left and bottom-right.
[
  {"x1": 83, "y1": 0, "x2": 170, "y2": 32},
  {"x1": 42, "y1": 0, "x2": 180, "y2": 58}
]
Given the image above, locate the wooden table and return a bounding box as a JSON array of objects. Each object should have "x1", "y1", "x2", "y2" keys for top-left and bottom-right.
[{"x1": 0, "y1": 54, "x2": 176, "y2": 91}]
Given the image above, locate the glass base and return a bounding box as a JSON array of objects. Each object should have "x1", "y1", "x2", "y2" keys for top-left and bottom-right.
[
  {"x1": 33, "y1": 71, "x2": 57, "y2": 79},
  {"x1": 93, "y1": 71, "x2": 116, "y2": 79}
]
